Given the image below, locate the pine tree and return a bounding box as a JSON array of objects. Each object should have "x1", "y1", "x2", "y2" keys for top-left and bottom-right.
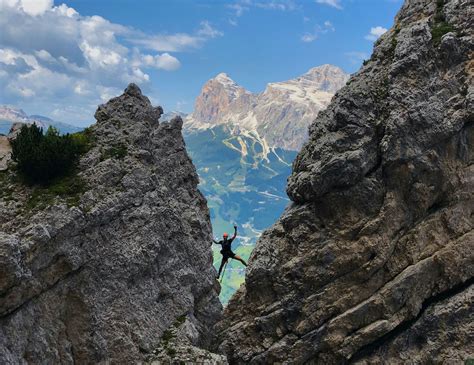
[{"x1": 11, "y1": 124, "x2": 84, "y2": 184}]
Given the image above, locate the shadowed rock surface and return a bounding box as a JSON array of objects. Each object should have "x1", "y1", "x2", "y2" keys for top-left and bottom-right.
[
  {"x1": 216, "y1": 0, "x2": 473, "y2": 363},
  {"x1": 0, "y1": 84, "x2": 222, "y2": 364}
]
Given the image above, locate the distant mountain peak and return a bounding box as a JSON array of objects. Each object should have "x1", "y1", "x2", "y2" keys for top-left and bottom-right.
[
  {"x1": 0, "y1": 105, "x2": 82, "y2": 134},
  {"x1": 186, "y1": 64, "x2": 350, "y2": 150},
  {"x1": 214, "y1": 72, "x2": 235, "y2": 84},
  {"x1": 306, "y1": 63, "x2": 343, "y2": 73},
  {"x1": 290, "y1": 64, "x2": 350, "y2": 93},
  {"x1": 206, "y1": 73, "x2": 248, "y2": 97},
  {"x1": 191, "y1": 72, "x2": 251, "y2": 125}
]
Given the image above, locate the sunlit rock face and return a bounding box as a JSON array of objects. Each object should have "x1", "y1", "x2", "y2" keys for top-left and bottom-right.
[
  {"x1": 186, "y1": 65, "x2": 349, "y2": 151},
  {"x1": 216, "y1": 0, "x2": 474, "y2": 363},
  {"x1": 0, "y1": 84, "x2": 222, "y2": 364}
]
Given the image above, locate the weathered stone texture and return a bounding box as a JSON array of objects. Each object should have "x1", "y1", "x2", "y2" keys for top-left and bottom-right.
[
  {"x1": 216, "y1": 0, "x2": 473, "y2": 363},
  {"x1": 0, "y1": 84, "x2": 222, "y2": 364}
]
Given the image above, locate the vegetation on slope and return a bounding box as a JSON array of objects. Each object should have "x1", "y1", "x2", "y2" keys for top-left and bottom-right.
[
  {"x1": 11, "y1": 124, "x2": 90, "y2": 184},
  {"x1": 5, "y1": 125, "x2": 93, "y2": 211}
]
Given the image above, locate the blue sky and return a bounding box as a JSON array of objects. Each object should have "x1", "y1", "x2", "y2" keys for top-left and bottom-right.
[{"x1": 0, "y1": 0, "x2": 402, "y2": 126}]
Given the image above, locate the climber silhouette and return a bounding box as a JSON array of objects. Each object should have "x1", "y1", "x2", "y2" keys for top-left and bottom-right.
[{"x1": 213, "y1": 225, "x2": 247, "y2": 279}]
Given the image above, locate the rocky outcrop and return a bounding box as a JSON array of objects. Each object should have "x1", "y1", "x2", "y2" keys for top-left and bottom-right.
[
  {"x1": 0, "y1": 84, "x2": 222, "y2": 363},
  {"x1": 186, "y1": 65, "x2": 349, "y2": 151},
  {"x1": 145, "y1": 314, "x2": 228, "y2": 364},
  {"x1": 0, "y1": 136, "x2": 11, "y2": 171},
  {"x1": 216, "y1": 0, "x2": 473, "y2": 363},
  {"x1": 0, "y1": 123, "x2": 24, "y2": 171}
]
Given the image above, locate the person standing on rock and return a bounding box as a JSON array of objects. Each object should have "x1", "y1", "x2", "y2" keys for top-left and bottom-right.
[{"x1": 214, "y1": 225, "x2": 247, "y2": 279}]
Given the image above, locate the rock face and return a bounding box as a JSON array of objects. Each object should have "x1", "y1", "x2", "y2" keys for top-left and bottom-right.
[
  {"x1": 186, "y1": 65, "x2": 349, "y2": 151},
  {"x1": 191, "y1": 73, "x2": 252, "y2": 126},
  {"x1": 0, "y1": 84, "x2": 222, "y2": 363},
  {"x1": 216, "y1": 0, "x2": 473, "y2": 363},
  {"x1": 0, "y1": 136, "x2": 11, "y2": 171},
  {"x1": 0, "y1": 123, "x2": 24, "y2": 171},
  {"x1": 161, "y1": 111, "x2": 188, "y2": 123},
  {"x1": 145, "y1": 314, "x2": 228, "y2": 364}
]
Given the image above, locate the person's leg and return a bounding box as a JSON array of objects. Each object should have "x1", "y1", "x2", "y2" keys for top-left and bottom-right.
[
  {"x1": 234, "y1": 255, "x2": 247, "y2": 267},
  {"x1": 217, "y1": 258, "x2": 228, "y2": 277}
]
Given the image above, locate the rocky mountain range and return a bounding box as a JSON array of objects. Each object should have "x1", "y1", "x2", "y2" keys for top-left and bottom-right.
[
  {"x1": 0, "y1": 106, "x2": 82, "y2": 135},
  {"x1": 216, "y1": 0, "x2": 473, "y2": 363},
  {"x1": 185, "y1": 64, "x2": 349, "y2": 151},
  {"x1": 0, "y1": 0, "x2": 472, "y2": 363},
  {"x1": 182, "y1": 65, "x2": 348, "y2": 303}
]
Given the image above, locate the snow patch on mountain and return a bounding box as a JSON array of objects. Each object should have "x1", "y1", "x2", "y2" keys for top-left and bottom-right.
[
  {"x1": 184, "y1": 64, "x2": 349, "y2": 151},
  {"x1": 0, "y1": 105, "x2": 82, "y2": 134}
]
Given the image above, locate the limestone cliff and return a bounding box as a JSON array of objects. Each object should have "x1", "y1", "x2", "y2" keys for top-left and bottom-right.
[
  {"x1": 217, "y1": 0, "x2": 473, "y2": 363},
  {"x1": 0, "y1": 136, "x2": 11, "y2": 171},
  {"x1": 0, "y1": 84, "x2": 222, "y2": 363},
  {"x1": 186, "y1": 65, "x2": 349, "y2": 151}
]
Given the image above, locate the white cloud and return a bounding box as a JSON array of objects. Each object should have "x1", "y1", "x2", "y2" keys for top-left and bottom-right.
[
  {"x1": 129, "y1": 21, "x2": 222, "y2": 52},
  {"x1": 53, "y1": 3, "x2": 78, "y2": 17},
  {"x1": 73, "y1": 80, "x2": 90, "y2": 96},
  {"x1": 130, "y1": 33, "x2": 204, "y2": 52},
  {"x1": 154, "y1": 54, "x2": 181, "y2": 71},
  {"x1": 0, "y1": 0, "x2": 53, "y2": 16},
  {"x1": 301, "y1": 33, "x2": 317, "y2": 42},
  {"x1": 254, "y1": 1, "x2": 296, "y2": 11},
  {"x1": 227, "y1": 0, "x2": 297, "y2": 25},
  {"x1": 197, "y1": 21, "x2": 224, "y2": 38},
  {"x1": 228, "y1": 3, "x2": 249, "y2": 17},
  {"x1": 80, "y1": 41, "x2": 123, "y2": 68},
  {"x1": 0, "y1": 1, "x2": 221, "y2": 125},
  {"x1": 323, "y1": 20, "x2": 335, "y2": 31},
  {"x1": 365, "y1": 26, "x2": 388, "y2": 41},
  {"x1": 301, "y1": 20, "x2": 335, "y2": 43},
  {"x1": 315, "y1": 0, "x2": 342, "y2": 10},
  {"x1": 138, "y1": 53, "x2": 181, "y2": 71}
]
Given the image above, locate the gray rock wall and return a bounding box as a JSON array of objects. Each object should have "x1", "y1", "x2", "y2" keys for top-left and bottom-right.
[
  {"x1": 0, "y1": 136, "x2": 11, "y2": 171},
  {"x1": 0, "y1": 84, "x2": 222, "y2": 364},
  {"x1": 216, "y1": 0, "x2": 473, "y2": 363}
]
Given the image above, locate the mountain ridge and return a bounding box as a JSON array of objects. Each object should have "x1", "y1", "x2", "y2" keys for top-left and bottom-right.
[
  {"x1": 185, "y1": 64, "x2": 349, "y2": 151},
  {"x1": 0, "y1": 105, "x2": 82, "y2": 135},
  {"x1": 181, "y1": 65, "x2": 348, "y2": 302}
]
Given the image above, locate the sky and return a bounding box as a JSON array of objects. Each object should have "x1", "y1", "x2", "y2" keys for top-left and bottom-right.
[{"x1": 0, "y1": 0, "x2": 402, "y2": 127}]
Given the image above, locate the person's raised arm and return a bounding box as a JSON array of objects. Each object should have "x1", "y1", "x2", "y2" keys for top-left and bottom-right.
[
  {"x1": 231, "y1": 225, "x2": 237, "y2": 240},
  {"x1": 212, "y1": 238, "x2": 219, "y2": 244}
]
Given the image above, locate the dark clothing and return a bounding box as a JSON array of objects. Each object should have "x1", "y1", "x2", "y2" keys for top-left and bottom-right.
[
  {"x1": 216, "y1": 237, "x2": 235, "y2": 257},
  {"x1": 221, "y1": 249, "x2": 236, "y2": 260},
  {"x1": 214, "y1": 229, "x2": 237, "y2": 257},
  {"x1": 215, "y1": 229, "x2": 239, "y2": 277}
]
